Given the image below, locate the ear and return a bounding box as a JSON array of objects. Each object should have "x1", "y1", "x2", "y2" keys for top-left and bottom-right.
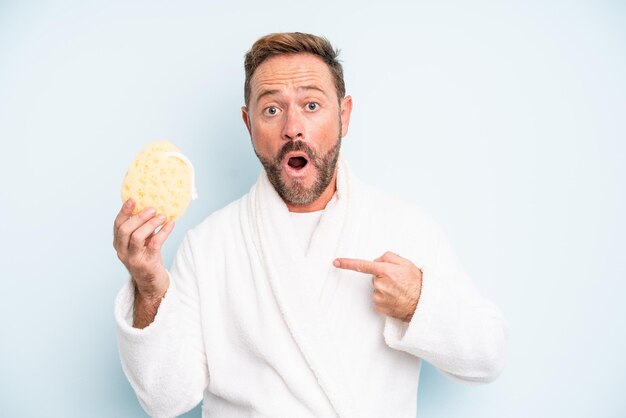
[
  {"x1": 339, "y1": 95, "x2": 353, "y2": 138},
  {"x1": 241, "y1": 106, "x2": 252, "y2": 136}
]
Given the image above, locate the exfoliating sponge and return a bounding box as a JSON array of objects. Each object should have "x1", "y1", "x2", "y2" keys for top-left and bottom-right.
[{"x1": 121, "y1": 140, "x2": 197, "y2": 221}]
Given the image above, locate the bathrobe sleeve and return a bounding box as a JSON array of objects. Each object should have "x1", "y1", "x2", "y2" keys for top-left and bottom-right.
[
  {"x1": 383, "y1": 220, "x2": 509, "y2": 385},
  {"x1": 114, "y1": 232, "x2": 209, "y2": 418}
]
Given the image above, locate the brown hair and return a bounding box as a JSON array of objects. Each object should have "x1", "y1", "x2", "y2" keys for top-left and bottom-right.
[{"x1": 243, "y1": 32, "x2": 346, "y2": 107}]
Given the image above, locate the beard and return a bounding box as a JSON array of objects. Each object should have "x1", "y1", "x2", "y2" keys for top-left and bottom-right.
[{"x1": 254, "y1": 132, "x2": 342, "y2": 207}]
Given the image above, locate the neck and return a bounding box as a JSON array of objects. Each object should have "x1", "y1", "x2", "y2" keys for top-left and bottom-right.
[{"x1": 286, "y1": 169, "x2": 338, "y2": 213}]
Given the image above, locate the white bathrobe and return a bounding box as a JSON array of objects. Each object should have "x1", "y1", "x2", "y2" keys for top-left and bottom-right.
[{"x1": 114, "y1": 157, "x2": 509, "y2": 418}]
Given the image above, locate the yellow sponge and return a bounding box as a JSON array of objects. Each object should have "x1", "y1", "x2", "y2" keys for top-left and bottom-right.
[{"x1": 121, "y1": 140, "x2": 197, "y2": 222}]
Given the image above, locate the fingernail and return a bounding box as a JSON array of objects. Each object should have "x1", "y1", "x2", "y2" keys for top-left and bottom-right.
[
  {"x1": 125, "y1": 199, "x2": 134, "y2": 207},
  {"x1": 157, "y1": 214, "x2": 166, "y2": 221},
  {"x1": 333, "y1": 259, "x2": 340, "y2": 267},
  {"x1": 146, "y1": 208, "x2": 156, "y2": 216}
]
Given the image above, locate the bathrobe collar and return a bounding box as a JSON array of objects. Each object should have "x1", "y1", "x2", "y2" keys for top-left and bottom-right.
[{"x1": 246, "y1": 156, "x2": 358, "y2": 417}]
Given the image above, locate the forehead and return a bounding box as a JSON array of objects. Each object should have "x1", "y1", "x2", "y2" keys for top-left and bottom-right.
[{"x1": 250, "y1": 53, "x2": 335, "y2": 101}]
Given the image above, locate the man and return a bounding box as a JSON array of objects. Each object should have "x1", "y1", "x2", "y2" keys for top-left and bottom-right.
[{"x1": 113, "y1": 32, "x2": 508, "y2": 418}]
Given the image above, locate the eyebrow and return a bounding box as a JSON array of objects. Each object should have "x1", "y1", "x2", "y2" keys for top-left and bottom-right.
[{"x1": 255, "y1": 85, "x2": 328, "y2": 104}]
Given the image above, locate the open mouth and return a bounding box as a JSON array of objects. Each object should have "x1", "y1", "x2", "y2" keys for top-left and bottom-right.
[{"x1": 287, "y1": 156, "x2": 308, "y2": 170}]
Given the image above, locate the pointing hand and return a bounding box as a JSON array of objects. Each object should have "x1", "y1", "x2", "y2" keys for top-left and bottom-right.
[{"x1": 334, "y1": 251, "x2": 423, "y2": 322}]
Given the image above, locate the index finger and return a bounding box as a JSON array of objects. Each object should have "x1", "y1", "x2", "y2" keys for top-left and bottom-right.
[
  {"x1": 333, "y1": 258, "x2": 388, "y2": 276},
  {"x1": 114, "y1": 198, "x2": 136, "y2": 231}
]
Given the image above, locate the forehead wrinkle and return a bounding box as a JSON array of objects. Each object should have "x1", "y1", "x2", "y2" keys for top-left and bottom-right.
[
  {"x1": 252, "y1": 62, "x2": 333, "y2": 103},
  {"x1": 255, "y1": 72, "x2": 324, "y2": 91},
  {"x1": 254, "y1": 79, "x2": 329, "y2": 105}
]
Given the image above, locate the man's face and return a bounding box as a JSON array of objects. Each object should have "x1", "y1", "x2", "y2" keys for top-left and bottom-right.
[{"x1": 242, "y1": 53, "x2": 352, "y2": 207}]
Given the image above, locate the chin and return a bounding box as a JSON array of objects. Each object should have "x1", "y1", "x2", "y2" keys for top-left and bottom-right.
[{"x1": 280, "y1": 173, "x2": 319, "y2": 204}]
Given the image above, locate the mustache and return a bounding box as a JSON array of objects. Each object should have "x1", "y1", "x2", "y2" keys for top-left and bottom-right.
[{"x1": 276, "y1": 141, "x2": 317, "y2": 163}]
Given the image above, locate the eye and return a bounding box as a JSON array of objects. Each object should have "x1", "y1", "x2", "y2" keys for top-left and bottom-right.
[
  {"x1": 306, "y1": 102, "x2": 319, "y2": 111},
  {"x1": 264, "y1": 106, "x2": 280, "y2": 116}
]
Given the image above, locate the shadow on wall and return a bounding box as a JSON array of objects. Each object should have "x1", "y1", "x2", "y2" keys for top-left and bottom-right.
[{"x1": 416, "y1": 362, "x2": 472, "y2": 416}]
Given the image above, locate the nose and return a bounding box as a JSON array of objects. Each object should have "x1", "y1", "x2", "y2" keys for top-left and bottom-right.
[{"x1": 281, "y1": 107, "x2": 305, "y2": 141}]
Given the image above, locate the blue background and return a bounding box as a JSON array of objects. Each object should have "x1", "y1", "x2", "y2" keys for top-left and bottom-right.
[{"x1": 1, "y1": 0, "x2": 624, "y2": 417}]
